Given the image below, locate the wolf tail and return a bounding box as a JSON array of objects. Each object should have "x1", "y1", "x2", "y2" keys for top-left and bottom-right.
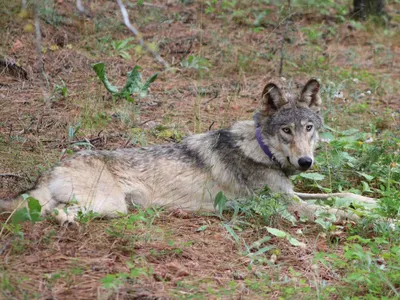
[
  {"x1": 0, "y1": 195, "x2": 25, "y2": 213},
  {"x1": 1, "y1": 178, "x2": 41, "y2": 213}
]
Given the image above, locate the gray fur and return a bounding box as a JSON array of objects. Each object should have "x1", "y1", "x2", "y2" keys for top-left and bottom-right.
[{"x1": 1, "y1": 79, "x2": 375, "y2": 225}]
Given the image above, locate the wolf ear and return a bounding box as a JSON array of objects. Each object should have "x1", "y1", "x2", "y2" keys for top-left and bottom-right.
[
  {"x1": 299, "y1": 78, "x2": 321, "y2": 113},
  {"x1": 261, "y1": 83, "x2": 288, "y2": 114}
]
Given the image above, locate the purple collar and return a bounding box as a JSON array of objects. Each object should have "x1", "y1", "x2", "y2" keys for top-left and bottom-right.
[{"x1": 256, "y1": 126, "x2": 275, "y2": 160}]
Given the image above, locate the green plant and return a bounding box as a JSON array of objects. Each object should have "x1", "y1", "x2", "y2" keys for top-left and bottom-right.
[
  {"x1": 52, "y1": 79, "x2": 68, "y2": 100},
  {"x1": 151, "y1": 125, "x2": 183, "y2": 142},
  {"x1": 309, "y1": 128, "x2": 399, "y2": 198},
  {"x1": 76, "y1": 210, "x2": 100, "y2": 224},
  {"x1": 0, "y1": 195, "x2": 42, "y2": 252},
  {"x1": 39, "y1": 0, "x2": 66, "y2": 26},
  {"x1": 232, "y1": 188, "x2": 297, "y2": 226},
  {"x1": 111, "y1": 37, "x2": 135, "y2": 60},
  {"x1": 205, "y1": 0, "x2": 218, "y2": 14},
  {"x1": 0, "y1": 271, "x2": 14, "y2": 293},
  {"x1": 101, "y1": 262, "x2": 147, "y2": 291},
  {"x1": 67, "y1": 122, "x2": 93, "y2": 150},
  {"x1": 92, "y1": 63, "x2": 158, "y2": 102},
  {"x1": 105, "y1": 207, "x2": 160, "y2": 240},
  {"x1": 11, "y1": 195, "x2": 42, "y2": 225},
  {"x1": 316, "y1": 237, "x2": 400, "y2": 297},
  {"x1": 215, "y1": 189, "x2": 306, "y2": 266},
  {"x1": 223, "y1": 223, "x2": 276, "y2": 265},
  {"x1": 291, "y1": 0, "x2": 348, "y2": 18},
  {"x1": 181, "y1": 55, "x2": 211, "y2": 71},
  {"x1": 301, "y1": 26, "x2": 323, "y2": 44}
]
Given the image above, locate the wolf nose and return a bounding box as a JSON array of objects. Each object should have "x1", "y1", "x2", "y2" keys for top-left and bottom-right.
[{"x1": 298, "y1": 157, "x2": 313, "y2": 169}]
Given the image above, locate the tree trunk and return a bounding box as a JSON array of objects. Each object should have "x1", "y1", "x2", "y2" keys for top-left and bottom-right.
[{"x1": 353, "y1": 0, "x2": 385, "y2": 20}]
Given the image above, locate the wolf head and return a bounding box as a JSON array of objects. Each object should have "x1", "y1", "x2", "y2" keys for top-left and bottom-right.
[{"x1": 256, "y1": 79, "x2": 323, "y2": 172}]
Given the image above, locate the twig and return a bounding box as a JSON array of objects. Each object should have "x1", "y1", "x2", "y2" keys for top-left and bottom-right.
[
  {"x1": 116, "y1": 0, "x2": 170, "y2": 69},
  {"x1": 0, "y1": 198, "x2": 28, "y2": 238},
  {"x1": 76, "y1": 0, "x2": 93, "y2": 17},
  {"x1": 0, "y1": 236, "x2": 15, "y2": 255},
  {"x1": 76, "y1": 0, "x2": 85, "y2": 13},
  {"x1": 33, "y1": 0, "x2": 50, "y2": 102},
  {"x1": 278, "y1": 0, "x2": 291, "y2": 78},
  {"x1": 0, "y1": 174, "x2": 24, "y2": 179},
  {"x1": 128, "y1": 2, "x2": 167, "y2": 9}
]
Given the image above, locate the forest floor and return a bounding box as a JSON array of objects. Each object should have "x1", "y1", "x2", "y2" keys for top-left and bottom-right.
[{"x1": 0, "y1": 0, "x2": 399, "y2": 299}]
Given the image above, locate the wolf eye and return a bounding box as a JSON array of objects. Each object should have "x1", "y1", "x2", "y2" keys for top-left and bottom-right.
[
  {"x1": 306, "y1": 125, "x2": 313, "y2": 131},
  {"x1": 282, "y1": 128, "x2": 291, "y2": 134}
]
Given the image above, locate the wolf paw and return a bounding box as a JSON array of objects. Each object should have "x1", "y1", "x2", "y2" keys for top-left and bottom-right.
[
  {"x1": 61, "y1": 219, "x2": 80, "y2": 229},
  {"x1": 52, "y1": 206, "x2": 79, "y2": 227}
]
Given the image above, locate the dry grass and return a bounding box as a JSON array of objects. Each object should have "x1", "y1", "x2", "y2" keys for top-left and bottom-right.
[{"x1": 1, "y1": 211, "x2": 344, "y2": 299}]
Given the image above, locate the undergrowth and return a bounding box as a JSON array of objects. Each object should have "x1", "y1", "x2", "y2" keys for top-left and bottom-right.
[{"x1": 1, "y1": 0, "x2": 400, "y2": 298}]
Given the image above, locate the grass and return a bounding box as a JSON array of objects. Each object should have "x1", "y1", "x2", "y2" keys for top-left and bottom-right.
[{"x1": 0, "y1": 0, "x2": 400, "y2": 298}]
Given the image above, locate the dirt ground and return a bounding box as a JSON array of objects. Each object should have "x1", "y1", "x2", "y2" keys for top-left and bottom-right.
[{"x1": 0, "y1": 0, "x2": 399, "y2": 298}]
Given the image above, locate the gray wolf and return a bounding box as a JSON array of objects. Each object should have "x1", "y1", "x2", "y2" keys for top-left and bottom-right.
[{"x1": 1, "y1": 79, "x2": 375, "y2": 225}]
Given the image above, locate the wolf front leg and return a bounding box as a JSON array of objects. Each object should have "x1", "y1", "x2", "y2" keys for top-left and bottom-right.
[
  {"x1": 295, "y1": 192, "x2": 376, "y2": 204},
  {"x1": 257, "y1": 171, "x2": 361, "y2": 222},
  {"x1": 287, "y1": 199, "x2": 360, "y2": 223}
]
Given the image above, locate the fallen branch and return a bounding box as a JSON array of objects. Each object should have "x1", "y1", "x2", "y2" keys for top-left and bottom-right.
[
  {"x1": 0, "y1": 173, "x2": 24, "y2": 179},
  {"x1": 116, "y1": 0, "x2": 170, "y2": 69},
  {"x1": 278, "y1": 0, "x2": 291, "y2": 78}
]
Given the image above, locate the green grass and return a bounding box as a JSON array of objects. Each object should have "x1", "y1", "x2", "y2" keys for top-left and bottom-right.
[{"x1": 1, "y1": 0, "x2": 400, "y2": 298}]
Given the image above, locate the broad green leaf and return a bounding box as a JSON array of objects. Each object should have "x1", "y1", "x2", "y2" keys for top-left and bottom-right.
[
  {"x1": 279, "y1": 209, "x2": 297, "y2": 225},
  {"x1": 266, "y1": 227, "x2": 287, "y2": 238},
  {"x1": 214, "y1": 191, "x2": 227, "y2": 214},
  {"x1": 122, "y1": 66, "x2": 158, "y2": 98},
  {"x1": 248, "y1": 235, "x2": 271, "y2": 250},
  {"x1": 340, "y1": 128, "x2": 359, "y2": 136},
  {"x1": 356, "y1": 172, "x2": 374, "y2": 182},
  {"x1": 287, "y1": 235, "x2": 302, "y2": 247},
  {"x1": 341, "y1": 151, "x2": 357, "y2": 163},
  {"x1": 315, "y1": 218, "x2": 332, "y2": 230},
  {"x1": 315, "y1": 183, "x2": 332, "y2": 193},
  {"x1": 116, "y1": 37, "x2": 134, "y2": 50},
  {"x1": 323, "y1": 124, "x2": 338, "y2": 133},
  {"x1": 300, "y1": 173, "x2": 325, "y2": 181},
  {"x1": 121, "y1": 66, "x2": 143, "y2": 95},
  {"x1": 361, "y1": 181, "x2": 372, "y2": 192},
  {"x1": 92, "y1": 62, "x2": 119, "y2": 94},
  {"x1": 334, "y1": 197, "x2": 353, "y2": 208},
  {"x1": 12, "y1": 195, "x2": 42, "y2": 224},
  {"x1": 196, "y1": 225, "x2": 209, "y2": 232},
  {"x1": 119, "y1": 50, "x2": 131, "y2": 60},
  {"x1": 141, "y1": 73, "x2": 158, "y2": 97},
  {"x1": 223, "y1": 224, "x2": 240, "y2": 243},
  {"x1": 249, "y1": 245, "x2": 275, "y2": 257},
  {"x1": 12, "y1": 207, "x2": 30, "y2": 224},
  {"x1": 319, "y1": 131, "x2": 335, "y2": 141},
  {"x1": 27, "y1": 197, "x2": 42, "y2": 222}
]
